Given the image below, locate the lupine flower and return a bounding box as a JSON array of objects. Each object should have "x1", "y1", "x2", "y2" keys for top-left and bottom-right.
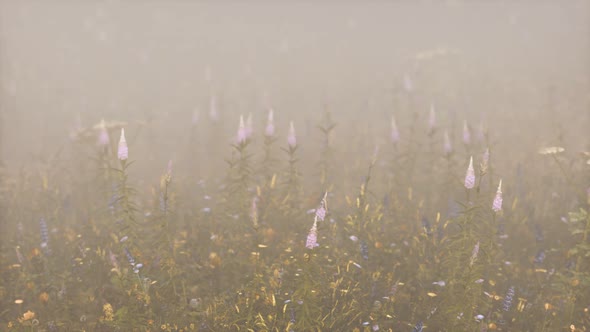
[
  {"x1": 117, "y1": 128, "x2": 128, "y2": 161},
  {"x1": 245, "y1": 113, "x2": 253, "y2": 138},
  {"x1": 305, "y1": 220, "x2": 318, "y2": 249},
  {"x1": 428, "y1": 104, "x2": 436, "y2": 134},
  {"x1": 40, "y1": 218, "x2": 49, "y2": 252},
  {"x1": 314, "y1": 192, "x2": 328, "y2": 222},
  {"x1": 390, "y1": 115, "x2": 400, "y2": 144},
  {"x1": 412, "y1": 321, "x2": 424, "y2": 332},
  {"x1": 236, "y1": 115, "x2": 247, "y2": 144},
  {"x1": 503, "y1": 286, "x2": 515, "y2": 311},
  {"x1": 97, "y1": 120, "x2": 109, "y2": 146},
  {"x1": 464, "y1": 156, "x2": 475, "y2": 189},
  {"x1": 477, "y1": 120, "x2": 486, "y2": 142},
  {"x1": 480, "y1": 148, "x2": 489, "y2": 174},
  {"x1": 443, "y1": 130, "x2": 452, "y2": 156},
  {"x1": 360, "y1": 240, "x2": 369, "y2": 260},
  {"x1": 265, "y1": 109, "x2": 275, "y2": 137},
  {"x1": 287, "y1": 121, "x2": 297, "y2": 148},
  {"x1": 462, "y1": 120, "x2": 470, "y2": 145},
  {"x1": 534, "y1": 250, "x2": 546, "y2": 264},
  {"x1": 470, "y1": 241, "x2": 479, "y2": 266},
  {"x1": 492, "y1": 179, "x2": 503, "y2": 212}
]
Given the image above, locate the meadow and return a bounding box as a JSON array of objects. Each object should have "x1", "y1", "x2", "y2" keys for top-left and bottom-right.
[
  {"x1": 0, "y1": 70, "x2": 589, "y2": 332},
  {"x1": 0, "y1": 3, "x2": 589, "y2": 331}
]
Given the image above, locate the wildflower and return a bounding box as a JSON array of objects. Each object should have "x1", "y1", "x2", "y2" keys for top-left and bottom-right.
[
  {"x1": 39, "y1": 218, "x2": 49, "y2": 250},
  {"x1": 470, "y1": 241, "x2": 479, "y2": 266},
  {"x1": 390, "y1": 115, "x2": 400, "y2": 144},
  {"x1": 39, "y1": 292, "x2": 49, "y2": 304},
  {"x1": 464, "y1": 156, "x2": 475, "y2": 189},
  {"x1": 19, "y1": 310, "x2": 35, "y2": 322},
  {"x1": 236, "y1": 115, "x2": 247, "y2": 144},
  {"x1": 306, "y1": 221, "x2": 318, "y2": 249},
  {"x1": 360, "y1": 240, "x2": 369, "y2": 260},
  {"x1": 314, "y1": 192, "x2": 328, "y2": 222},
  {"x1": 124, "y1": 247, "x2": 136, "y2": 266},
  {"x1": 480, "y1": 148, "x2": 489, "y2": 174},
  {"x1": 492, "y1": 180, "x2": 503, "y2": 212},
  {"x1": 477, "y1": 120, "x2": 486, "y2": 141},
  {"x1": 102, "y1": 303, "x2": 114, "y2": 322},
  {"x1": 287, "y1": 121, "x2": 297, "y2": 148},
  {"x1": 412, "y1": 321, "x2": 424, "y2": 332},
  {"x1": 534, "y1": 250, "x2": 546, "y2": 264},
  {"x1": 265, "y1": 109, "x2": 275, "y2": 137},
  {"x1": 117, "y1": 128, "x2": 128, "y2": 161},
  {"x1": 462, "y1": 120, "x2": 470, "y2": 145},
  {"x1": 443, "y1": 130, "x2": 452, "y2": 156},
  {"x1": 432, "y1": 280, "x2": 446, "y2": 287},
  {"x1": 503, "y1": 286, "x2": 515, "y2": 311},
  {"x1": 97, "y1": 119, "x2": 109, "y2": 146},
  {"x1": 428, "y1": 104, "x2": 436, "y2": 134}
]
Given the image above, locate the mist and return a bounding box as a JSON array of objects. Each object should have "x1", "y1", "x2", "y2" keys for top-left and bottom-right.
[{"x1": 0, "y1": 1, "x2": 589, "y2": 331}]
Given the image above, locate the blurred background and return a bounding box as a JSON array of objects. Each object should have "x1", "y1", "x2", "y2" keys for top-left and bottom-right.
[{"x1": 0, "y1": 1, "x2": 588, "y2": 172}]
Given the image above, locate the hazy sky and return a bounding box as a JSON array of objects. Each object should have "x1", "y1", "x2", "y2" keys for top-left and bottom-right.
[{"x1": 1, "y1": 1, "x2": 588, "y2": 167}]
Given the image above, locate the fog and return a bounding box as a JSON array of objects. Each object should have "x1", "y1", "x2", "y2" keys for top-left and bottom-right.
[
  {"x1": 1, "y1": 2, "x2": 588, "y2": 169},
  {"x1": 1, "y1": 2, "x2": 589, "y2": 331}
]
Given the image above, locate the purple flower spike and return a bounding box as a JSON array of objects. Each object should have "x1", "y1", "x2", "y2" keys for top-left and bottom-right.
[
  {"x1": 464, "y1": 156, "x2": 475, "y2": 189},
  {"x1": 443, "y1": 130, "x2": 452, "y2": 156},
  {"x1": 492, "y1": 180, "x2": 503, "y2": 212},
  {"x1": 391, "y1": 115, "x2": 400, "y2": 144},
  {"x1": 117, "y1": 128, "x2": 128, "y2": 161},
  {"x1": 237, "y1": 115, "x2": 247, "y2": 144},
  {"x1": 265, "y1": 109, "x2": 275, "y2": 137},
  {"x1": 306, "y1": 221, "x2": 318, "y2": 249},
  {"x1": 98, "y1": 120, "x2": 110, "y2": 146},
  {"x1": 287, "y1": 121, "x2": 297, "y2": 148},
  {"x1": 462, "y1": 120, "x2": 471, "y2": 145}
]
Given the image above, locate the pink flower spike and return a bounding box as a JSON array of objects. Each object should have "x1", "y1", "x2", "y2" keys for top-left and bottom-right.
[
  {"x1": 464, "y1": 156, "x2": 475, "y2": 189},
  {"x1": 287, "y1": 121, "x2": 297, "y2": 148},
  {"x1": 463, "y1": 120, "x2": 471, "y2": 145},
  {"x1": 306, "y1": 221, "x2": 318, "y2": 249},
  {"x1": 97, "y1": 119, "x2": 109, "y2": 146},
  {"x1": 265, "y1": 109, "x2": 275, "y2": 137},
  {"x1": 492, "y1": 180, "x2": 503, "y2": 212},
  {"x1": 117, "y1": 128, "x2": 128, "y2": 161},
  {"x1": 443, "y1": 130, "x2": 452, "y2": 156},
  {"x1": 391, "y1": 115, "x2": 400, "y2": 144},
  {"x1": 237, "y1": 115, "x2": 247, "y2": 144}
]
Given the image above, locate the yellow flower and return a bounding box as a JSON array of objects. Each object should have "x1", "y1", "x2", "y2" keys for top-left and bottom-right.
[
  {"x1": 102, "y1": 303, "x2": 114, "y2": 322},
  {"x1": 18, "y1": 310, "x2": 35, "y2": 323}
]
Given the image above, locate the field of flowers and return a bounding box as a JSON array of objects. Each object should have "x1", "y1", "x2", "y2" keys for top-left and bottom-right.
[{"x1": 0, "y1": 69, "x2": 589, "y2": 332}]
